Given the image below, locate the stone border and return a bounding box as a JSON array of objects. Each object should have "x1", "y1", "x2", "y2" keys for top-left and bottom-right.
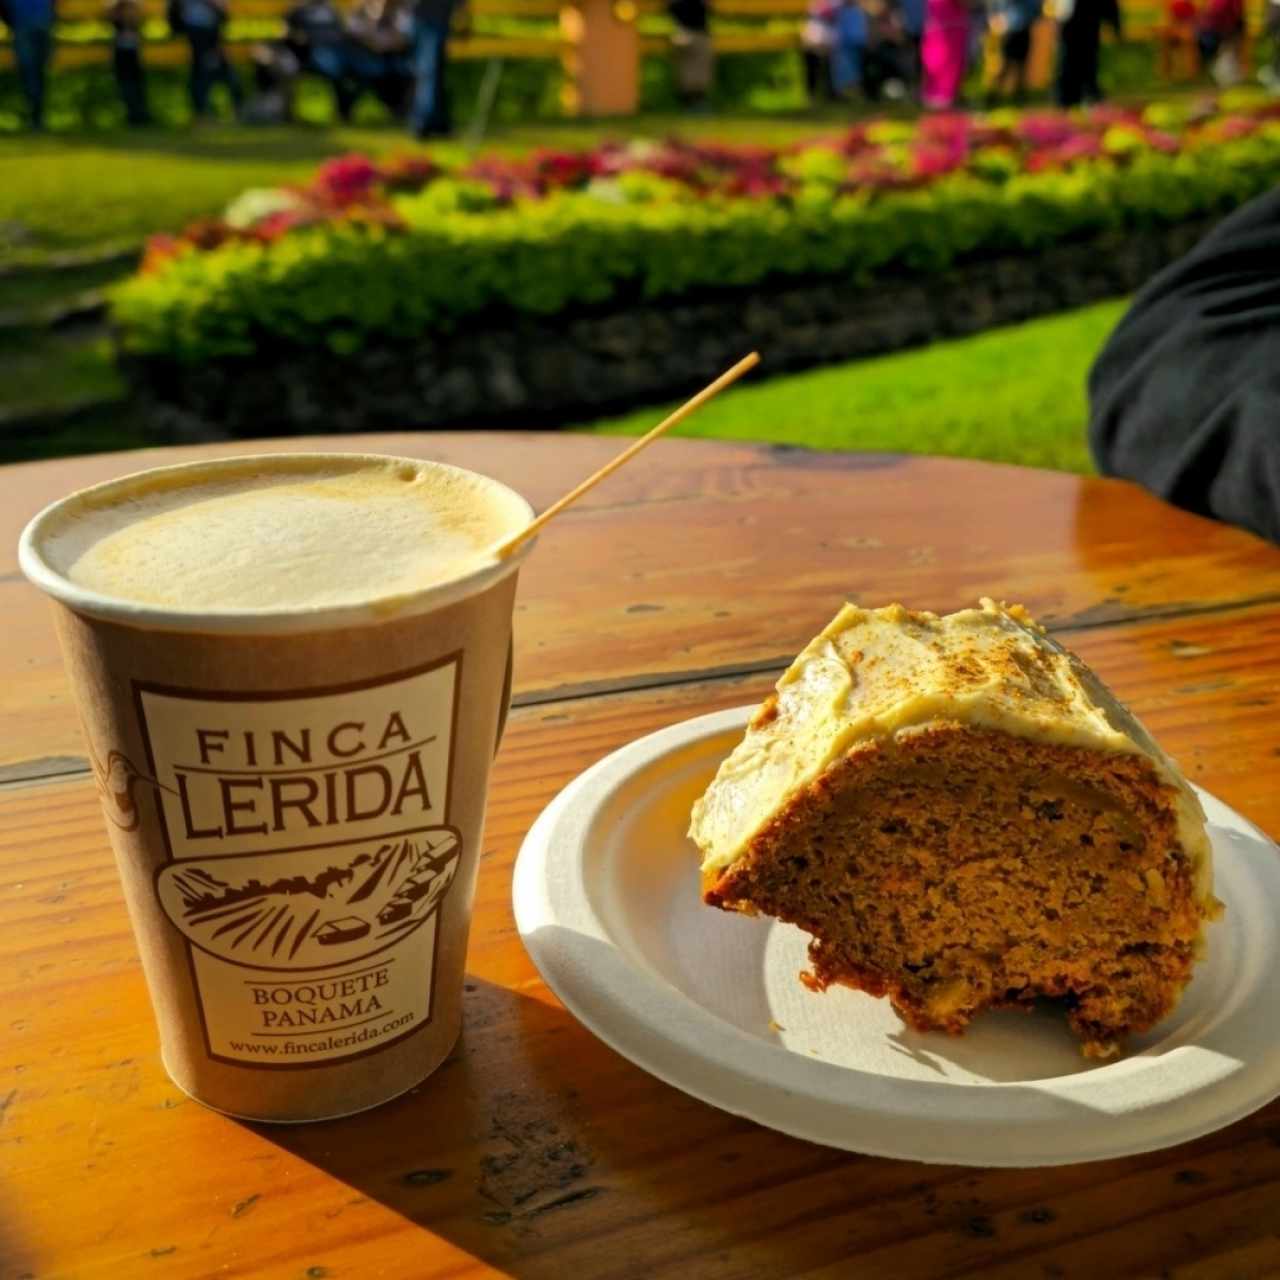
[{"x1": 120, "y1": 217, "x2": 1216, "y2": 439}]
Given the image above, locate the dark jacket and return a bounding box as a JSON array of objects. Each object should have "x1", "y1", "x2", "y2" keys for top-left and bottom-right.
[
  {"x1": 167, "y1": 0, "x2": 226, "y2": 35},
  {"x1": 1088, "y1": 188, "x2": 1280, "y2": 545},
  {"x1": 1061, "y1": 0, "x2": 1119, "y2": 33},
  {"x1": 669, "y1": 0, "x2": 709, "y2": 32},
  {"x1": 413, "y1": 0, "x2": 457, "y2": 25}
]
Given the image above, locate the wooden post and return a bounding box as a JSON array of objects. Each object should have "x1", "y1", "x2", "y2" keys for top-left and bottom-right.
[
  {"x1": 560, "y1": 0, "x2": 639, "y2": 116},
  {"x1": 1028, "y1": 17, "x2": 1057, "y2": 90}
]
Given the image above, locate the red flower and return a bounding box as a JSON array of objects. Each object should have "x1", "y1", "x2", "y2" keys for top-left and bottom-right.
[
  {"x1": 537, "y1": 149, "x2": 595, "y2": 189},
  {"x1": 311, "y1": 154, "x2": 383, "y2": 206}
]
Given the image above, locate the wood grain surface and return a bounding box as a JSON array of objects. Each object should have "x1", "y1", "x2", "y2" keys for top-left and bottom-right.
[
  {"x1": 2, "y1": 435, "x2": 1279, "y2": 1280},
  {"x1": 5, "y1": 434, "x2": 1280, "y2": 778}
]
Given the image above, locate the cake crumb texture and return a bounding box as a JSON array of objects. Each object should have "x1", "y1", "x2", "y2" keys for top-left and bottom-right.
[{"x1": 691, "y1": 600, "x2": 1222, "y2": 1057}]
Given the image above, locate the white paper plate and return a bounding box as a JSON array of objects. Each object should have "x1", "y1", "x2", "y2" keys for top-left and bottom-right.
[{"x1": 513, "y1": 707, "x2": 1280, "y2": 1167}]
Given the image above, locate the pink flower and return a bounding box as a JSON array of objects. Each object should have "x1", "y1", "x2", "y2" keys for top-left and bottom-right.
[
  {"x1": 251, "y1": 209, "x2": 320, "y2": 241},
  {"x1": 1015, "y1": 113, "x2": 1081, "y2": 147},
  {"x1": 912, "y1": 141, "x2": 967, "y2": 178},
  {"x1": 1205, "y1": 114, "x2": 1258, "y2": 140},
  {"x1": 1085, "y1": 103, "x2": 1142, "y2": 127},
  {"x1": 1058, "y1": 134, "x2": 1104, "y2": 161},
  {"x1": 1024, "y1": 132, "x2": 1104, "y2": 171},
  {"x1": 1144, "y1": 128, "x2": 1180, "y2": 153},
  {"x1": 918, "y1": 112, "x2": 972, "y2": 144},
  {"x1": 587, "y1": 143, "x2": 626, "y2": 177}
]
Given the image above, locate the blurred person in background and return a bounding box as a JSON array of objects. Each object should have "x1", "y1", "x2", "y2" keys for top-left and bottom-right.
[
  {"x1": 406, "y1": 0, "x2": 459, "y2": 135},
  {"x1": 921, "y1": 0, "x2": 970, "y2": 107},
  {"x1": 1054, "y1": 0, "x2": 1119, "y2": 106},
  {"x1": 244, "y1": 35, "x2": 299, "y2": 120},
  {"x1": 899, "y1": 0, "x2": 925, "y2": 90},
  {"x1": 801, "y1": 0, "x2": 838, "y2": 100},
  {"x1": 1089, "y1": 187, "x2": 1280, "y2": 546},
  {"x1": 1197, "y1": 0, "x2": 1244, "y2": 84},
  {"x1": 830, "y1": 0, "x2": 867, "y2": 96},
  {"x1": 348, "y1": 0, "x2": 413, "y2": 118},
  {"x1": 286, "y1": 0, "x2": 353, "y2": 114},
  {"x1": 669, "y1": 0, "x2": 715, "y2": 109},
  {"x1": 987, "y1": 0, "x2": 1041, "y2": 101},
  {"x1": 168, "y1": 0, "x2": 243, "y2": 119},
  {"x1": 1, "y1": 0, "x2": 54, "y2": 129},
  {"x1": 861, "y1": 0, "x2": 910, "y2": 98},
  {"x1": 107, "y1": 0, "x2": 151, "y2": 125}
]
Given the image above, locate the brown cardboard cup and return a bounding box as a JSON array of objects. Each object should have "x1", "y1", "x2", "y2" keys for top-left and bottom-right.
[{"x1": 19, "y1": 453, "x2": 534, "y2": 1123}]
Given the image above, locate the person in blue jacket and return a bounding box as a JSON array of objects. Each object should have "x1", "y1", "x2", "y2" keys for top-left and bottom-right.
[
  {"x1": 406, "y1": 0, "x2": 460, "y2": 137},
  {"x1": 988, "y1": 0, "x2": 1041, "y2": 102},
  {"x1": 830, "y1": 0, "x2": 868, "y2": 95}
]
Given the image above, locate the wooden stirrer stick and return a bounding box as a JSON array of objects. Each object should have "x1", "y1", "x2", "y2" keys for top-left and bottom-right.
[{"x1": 495, "y1": 351, "x2": 761, "y2": 559}]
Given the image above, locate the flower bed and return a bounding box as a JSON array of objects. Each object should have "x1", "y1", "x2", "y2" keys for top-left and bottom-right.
[{"x1": 115, "y1": 93, "x2": 1280, "y2": 369}]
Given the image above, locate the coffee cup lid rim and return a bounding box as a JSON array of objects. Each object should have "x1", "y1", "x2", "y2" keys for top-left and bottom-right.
[{"x1": 18, "y1": 451, "x2": 537, "y2": 635}]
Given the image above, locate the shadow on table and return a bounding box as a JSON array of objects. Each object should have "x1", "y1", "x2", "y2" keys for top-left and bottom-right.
[
  {"x1": 244, "y1": 967, "x2": 1276, "y2": 1278},
  {"x1": 247, "y1": 975, "x2": 929, "y2": 1278},
  {"x1": 0, "y1": 1185, "x2": 38, "y2": 1280}
]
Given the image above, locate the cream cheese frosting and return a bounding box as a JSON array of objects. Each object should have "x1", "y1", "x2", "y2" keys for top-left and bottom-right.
[{"x1": 689, "y1": 600, "x2": 1214, "y2": 907}]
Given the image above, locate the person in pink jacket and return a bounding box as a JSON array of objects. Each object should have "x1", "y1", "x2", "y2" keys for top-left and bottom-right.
[{"x1": 921, "y1": 0, "x2": 970, "y2": 107}]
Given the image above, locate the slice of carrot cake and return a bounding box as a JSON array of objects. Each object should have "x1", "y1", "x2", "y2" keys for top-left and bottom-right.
[{"x1": 689, "y1": 600, "x2": 1222, "y2": 1057}]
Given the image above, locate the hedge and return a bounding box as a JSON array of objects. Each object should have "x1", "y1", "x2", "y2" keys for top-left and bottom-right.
[{"x1": 112, "y1": 96, "x2": 1280, "y2": 363}]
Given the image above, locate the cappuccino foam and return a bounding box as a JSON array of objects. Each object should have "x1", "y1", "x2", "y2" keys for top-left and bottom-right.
[{"x1": 43, "y1": 456, "x2": 527, "y2": 611}]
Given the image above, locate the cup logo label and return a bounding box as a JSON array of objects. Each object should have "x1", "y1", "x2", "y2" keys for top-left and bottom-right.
[{"x1": 135, "y1": 656, "x2": 461, "y2": 1069}]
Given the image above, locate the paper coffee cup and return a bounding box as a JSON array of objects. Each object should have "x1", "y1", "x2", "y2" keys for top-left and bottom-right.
[{"x1": 19, "y1": 453, "x2": 534, "y2": 1123}]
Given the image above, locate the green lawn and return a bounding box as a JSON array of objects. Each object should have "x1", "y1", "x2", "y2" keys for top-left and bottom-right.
[
  {"x1": 0, "y1": 298, "x2": 1125, "y2": 467},
  {"x1": 585, "y1": 299, "x2": 1127, "y2": 473},
  {"x1": 0, "y1": 329, "x2": 123, "y2": 414}
]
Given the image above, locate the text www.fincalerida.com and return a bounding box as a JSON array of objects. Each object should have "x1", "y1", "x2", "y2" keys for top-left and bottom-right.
[{"x1": 229, "y1": 1010, "x2": 415, "y2": 1056}]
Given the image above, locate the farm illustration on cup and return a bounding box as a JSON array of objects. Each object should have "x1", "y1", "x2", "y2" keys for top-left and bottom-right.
[{"x1": 155, "y1": 827, "x2": 462, "y2": 971}]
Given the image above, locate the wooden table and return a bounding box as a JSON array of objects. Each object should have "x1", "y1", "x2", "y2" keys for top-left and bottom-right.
[{"x1": 3, "y1": 433, "x2": 1280, "y2": 1280}]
